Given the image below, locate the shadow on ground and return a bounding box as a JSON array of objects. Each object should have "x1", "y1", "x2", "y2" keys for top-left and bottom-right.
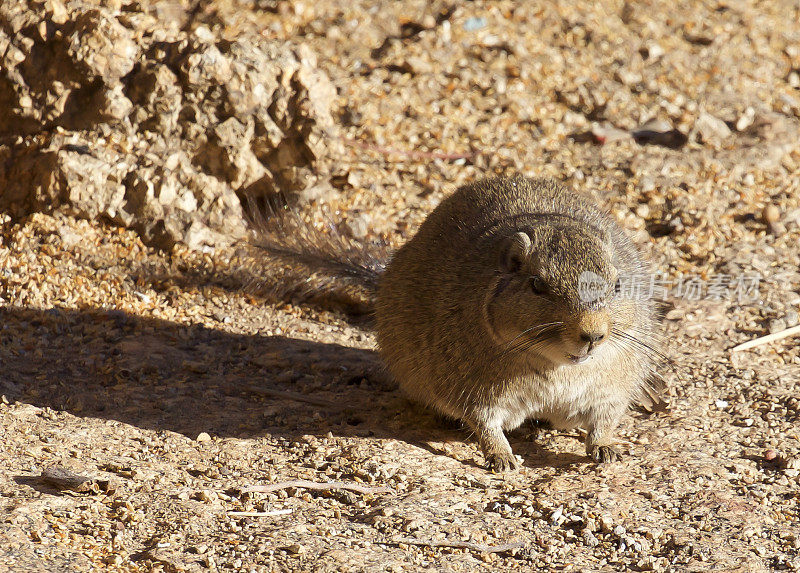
[{"x1": 0, "y1": 306, "x2": 588, "y2": 470}]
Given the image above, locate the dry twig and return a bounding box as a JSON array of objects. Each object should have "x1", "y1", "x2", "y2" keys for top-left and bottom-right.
[{"x1": 730, "y1": 324, "x2": 800, "y2": 352}]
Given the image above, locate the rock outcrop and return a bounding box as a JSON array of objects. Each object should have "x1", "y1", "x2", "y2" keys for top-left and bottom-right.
[{"x1": 0, "y1": 0, "x2": 341, "y2": 250}]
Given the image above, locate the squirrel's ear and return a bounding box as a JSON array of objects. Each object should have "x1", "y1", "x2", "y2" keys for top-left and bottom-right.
[{"x1": 501, "y1": 231, "x2": 531, "y2": 272}]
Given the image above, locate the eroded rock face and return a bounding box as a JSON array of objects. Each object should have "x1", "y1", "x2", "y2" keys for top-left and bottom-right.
[{"x1": 0, "y1": 0, "x2": 341, "y2": 250}]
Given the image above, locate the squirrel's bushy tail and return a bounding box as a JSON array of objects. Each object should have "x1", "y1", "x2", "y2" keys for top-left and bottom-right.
[{"x1": 240, "y1": 194, "x2": 388, "y2": 317}]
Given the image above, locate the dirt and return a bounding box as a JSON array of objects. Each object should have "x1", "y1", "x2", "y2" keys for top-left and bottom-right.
[{"x1": 1, "y1": 0, "x2": 799, "y2": 571}]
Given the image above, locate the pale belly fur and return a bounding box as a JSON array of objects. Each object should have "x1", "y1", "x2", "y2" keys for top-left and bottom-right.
[{"x1": 485, "y1": 347, "x2": 635, "y2": 432}]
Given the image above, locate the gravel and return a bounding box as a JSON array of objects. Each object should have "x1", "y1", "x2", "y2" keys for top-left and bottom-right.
[{"x1": 1, "y1": 0, "x2": 799, "y2": 571}]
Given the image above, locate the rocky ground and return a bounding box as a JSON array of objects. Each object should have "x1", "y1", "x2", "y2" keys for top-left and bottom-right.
[{"x1": 1, "y1": 0, "x2": 800, "y2": 571}]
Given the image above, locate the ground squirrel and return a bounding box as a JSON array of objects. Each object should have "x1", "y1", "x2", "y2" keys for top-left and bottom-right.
[{"x1": 253, "y1": 174, "x2": 662, "y2": 471}]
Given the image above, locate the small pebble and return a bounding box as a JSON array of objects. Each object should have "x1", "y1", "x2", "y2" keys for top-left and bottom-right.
[
  {"x1": 344, "y1": 214, "x2": 370, "y2": 240},
  {"x1": 642, "y1": 42, "x2": 664, "y2": 60},
  {"x1": 762, "y1": 204, "x2": 786, "y2": 235},
  {"x1": 769, "y1": 318, "x2": 787, "y2": 334},
  {"x1": 463, "y1": 17, "x2": 487, "y2": 31},
  {"x1": 592, "y1": 123, "x2": 632, "y2": 144},
  {"x1": 762, "y1": 204, "x2": 781, "y2": 224},
  {"x1": 736, "y1": 107, "x2": 755, "y2": 131},
  {"x1": 695, "y1": 111, "x2": 732, "y2": 144},
  {"x1": 582, "y1": 528, "x2": 600, "y2": 547},
  {"x1": 599, "y1": 514, "x2": 615, "y2": 533}
]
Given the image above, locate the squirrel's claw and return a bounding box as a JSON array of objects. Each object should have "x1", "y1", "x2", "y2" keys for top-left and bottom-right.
[
  {"x1": 588, "y1": 444, "x2": 621, "y2": 463},
  {"x1": 486, "y1": 451, "x2": 520, "y2": 472}
]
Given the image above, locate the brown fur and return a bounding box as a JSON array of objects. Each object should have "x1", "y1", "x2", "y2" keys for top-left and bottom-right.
[{"x1": 375, "y1": 175, "x2": 661, "y2": 470}]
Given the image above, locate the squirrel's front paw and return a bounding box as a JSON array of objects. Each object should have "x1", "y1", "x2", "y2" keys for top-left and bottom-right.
[
  {"x1": 588, "y1": 444, "x2": 620, "y2": 463},
  {"x1": 485, "y1": 451, "x2": 520, "y2": 472}
]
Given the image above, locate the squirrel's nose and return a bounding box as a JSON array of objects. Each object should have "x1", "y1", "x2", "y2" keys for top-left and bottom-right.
[
  {"x1": 580, "y1": 330, "x2": 607, "y2": 344},
  {"x1": 576, "y1": 312, "x2": 609, "y2": 348}
]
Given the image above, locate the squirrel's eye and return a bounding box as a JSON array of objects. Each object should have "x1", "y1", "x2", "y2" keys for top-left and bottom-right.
[
  {"x1": 614, "y1": 277, "x2": 622, "y2": 296},
  {"x1": 530, "y1": 276, "x2": 547, "y2": 295}
]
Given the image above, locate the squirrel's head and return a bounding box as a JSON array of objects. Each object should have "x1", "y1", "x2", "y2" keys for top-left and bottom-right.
[{"x1": 483, "y1": 221, "x2": 641, "y2": 367}]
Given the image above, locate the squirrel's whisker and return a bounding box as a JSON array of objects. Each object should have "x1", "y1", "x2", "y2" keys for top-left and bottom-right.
[{"x1": 501, "y1": 323, "x2": 563, "y2": 357}]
